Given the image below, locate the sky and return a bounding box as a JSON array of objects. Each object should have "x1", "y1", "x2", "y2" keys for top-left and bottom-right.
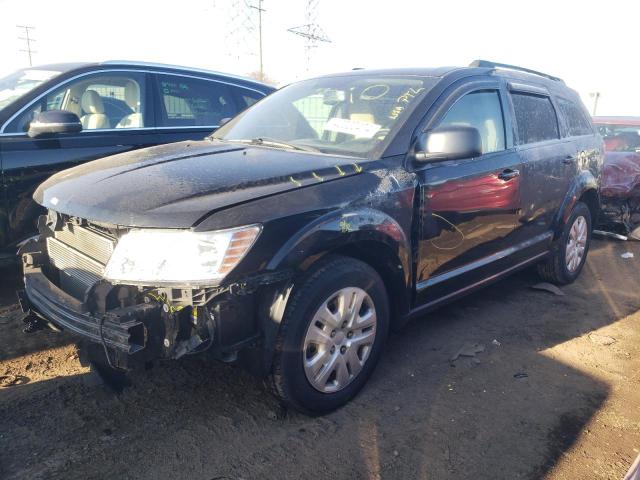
[{"x1": 1, "y1": 0, "x2": 638, "y2": 116}]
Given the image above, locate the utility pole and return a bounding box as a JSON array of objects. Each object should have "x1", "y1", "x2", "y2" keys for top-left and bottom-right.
[
  {"x1": 590, "y1": 92, "x2": 601, "y2": 116},
  {"x1": 17, "y1": 25, "x2": 36, "y2": 66},
  {"x1": 249, "y1": 0, "x2": 265, "y2": 81}
]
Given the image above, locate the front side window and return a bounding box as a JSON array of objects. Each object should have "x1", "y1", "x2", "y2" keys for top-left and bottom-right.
[
  {"x1": 8, "y1": 72, "x2": 146, "y2": 133},
  {"x1": 213, "y1": 75, "x2": 439, "y2": 158},
  {"x1": 511, "y1": 92, "x2": 559, "y2": 145},
  {"x1": 155, "y1": 75, "x2": 238, "y2": 127},
  {"x1": 438, "y1": 90, "x2": 505, "y2": 154},
  {"x1": 557, "y1": 98, "x2": 592, "y2": 137}
]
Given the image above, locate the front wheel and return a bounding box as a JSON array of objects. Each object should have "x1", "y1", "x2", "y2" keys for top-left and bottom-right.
[
  {"x1": 270, "y1": 256, "x2": 389, "y2": 415},
  {"x1": 537, "y1": 201, "x2": 592, "y2": 285}
]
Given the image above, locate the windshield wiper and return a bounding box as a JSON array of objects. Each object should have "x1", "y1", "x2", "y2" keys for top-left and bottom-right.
[{"x1": 228, "y1": 137, "x2": 319, "y2": 153}]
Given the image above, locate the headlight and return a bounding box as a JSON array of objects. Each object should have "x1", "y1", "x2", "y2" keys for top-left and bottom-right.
[{"x1": 104, "y1": 225, "x2": 261, "y2": 286}]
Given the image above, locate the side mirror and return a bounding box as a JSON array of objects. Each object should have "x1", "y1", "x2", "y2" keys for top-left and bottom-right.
[
  {"x1": 28, "y1": 110, "x2": 82, "y2": 138},
  {"x1": 413, "y1": 125, "x2": 482, "y2": 163}
]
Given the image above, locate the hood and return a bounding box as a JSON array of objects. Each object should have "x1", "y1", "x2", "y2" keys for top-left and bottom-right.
[{"x1": 34, "y1": 140, "x2": 366, "y2": 228}]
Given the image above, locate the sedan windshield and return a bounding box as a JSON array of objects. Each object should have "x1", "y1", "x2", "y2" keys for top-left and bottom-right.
[
  {"x1": 213, "y1": 74, "x2": 439, "y2": 158},
  {"x1": 0, "y1": 68, "x2": 62, "y2": 111}
]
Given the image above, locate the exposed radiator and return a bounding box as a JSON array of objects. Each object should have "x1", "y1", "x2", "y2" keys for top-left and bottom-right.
[
  {"x1": 53, "y1": 223, "x2": 115, "y2": 265},
  {"x1": 46, "y1": 223, "x2": 116, "y2": 300}
]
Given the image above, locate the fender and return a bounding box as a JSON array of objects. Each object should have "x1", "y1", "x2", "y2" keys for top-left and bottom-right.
[
  {"x1": 251, "y1": 207, "x2": 412, "y2": 376},
  {"x1": 267, "y1": 206, "x2": 411, "y2": 278},
  {"x1": 554, "y1": 169, "x2": 600, "y2": 238}
]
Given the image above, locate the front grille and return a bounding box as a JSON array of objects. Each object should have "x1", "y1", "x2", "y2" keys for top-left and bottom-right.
[
  {"x1": 53, "y1": 224, "x2": 115, "y2": 264},
  {"x1": 46, "y1": 222, "x2": 117, "y2": 299}
]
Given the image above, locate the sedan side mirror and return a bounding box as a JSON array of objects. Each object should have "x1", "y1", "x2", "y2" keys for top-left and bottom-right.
[
  {"x1": 413, "y1": 125, "x2": 482, "y2": 163},
  {"x1": 28, "y1": 110, "x2": 82, "y2": 138}
]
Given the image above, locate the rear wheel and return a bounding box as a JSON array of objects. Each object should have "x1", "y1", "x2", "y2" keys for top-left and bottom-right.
[
  {"x1": 270, "y1": 256, "x2": 389, "y2": 415},
  {"x1": 537, "y1": 201, "x2": 592, "y2": 285}
]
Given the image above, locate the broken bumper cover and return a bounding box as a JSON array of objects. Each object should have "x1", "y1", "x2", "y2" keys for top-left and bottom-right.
[
  {"x1": 21, "y1": 267, "x2": 154, "y2": 354},
  {"x1": 18, "y1": 231, "x2": 292, "y2": 372}
]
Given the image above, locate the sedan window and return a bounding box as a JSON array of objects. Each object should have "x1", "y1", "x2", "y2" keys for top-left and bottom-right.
[
  {"x1": 7, "y1": 72, "x2": 146, "y2": 133},
  {"x1": 155, "y1": 75, "x2": 238, "y2": 127}
]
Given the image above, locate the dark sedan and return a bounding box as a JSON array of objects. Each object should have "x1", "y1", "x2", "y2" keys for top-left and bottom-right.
[{"x1": 0, "y1": 61, "x2": 275, "y2": 263}]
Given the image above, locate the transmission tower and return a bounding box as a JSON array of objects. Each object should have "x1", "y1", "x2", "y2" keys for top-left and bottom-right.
[
  {"x1": 17, "y1": 25, "x2": 36, "y2": 67},
  {"x1": 287, "y1": 0, "x2": 331, "y2": 72},
  {"x1": 227, "y1": 0, "x2": 258, "y2": 71}
]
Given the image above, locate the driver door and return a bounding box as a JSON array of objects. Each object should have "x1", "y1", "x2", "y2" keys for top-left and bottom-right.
[{"x1": 414, "y1": 83, "x2": 524, "y2": 306}]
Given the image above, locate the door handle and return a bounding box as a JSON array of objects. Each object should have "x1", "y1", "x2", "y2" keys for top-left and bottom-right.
[
  {"x1": 498, "y1": 169, "x2": 520, "y2": 181},
  {"x1": 563, "y1": 155, "x2": 576, "y2": 165}
]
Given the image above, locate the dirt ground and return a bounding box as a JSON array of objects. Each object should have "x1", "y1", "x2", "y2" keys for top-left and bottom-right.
[{"x1": 0, "y1": 239, "x2": 639, "y2": 480}]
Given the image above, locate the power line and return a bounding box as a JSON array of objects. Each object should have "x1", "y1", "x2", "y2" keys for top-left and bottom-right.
[
  {"x1": 17, "y1": 25, "x2": 36, "y2": 67},
  {"x1": 227, "y1": 1, "x2": 256, "y2": 64},
  {"x1": 287, "y1": 0, "x2": 330, "y2": 72}
]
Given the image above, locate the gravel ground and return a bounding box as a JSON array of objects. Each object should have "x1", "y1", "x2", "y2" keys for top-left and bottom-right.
[{"x1": 0, "y1": 238, "x2": 639, "y2": 480}]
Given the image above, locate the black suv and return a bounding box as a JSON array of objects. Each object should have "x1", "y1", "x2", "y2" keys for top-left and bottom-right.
[
  {"x1": 19, "y1": 60, "x2": 603, "y2": 414},
  {"x1": 0, "y1": 61, "x2": 274, "y2": 261}
]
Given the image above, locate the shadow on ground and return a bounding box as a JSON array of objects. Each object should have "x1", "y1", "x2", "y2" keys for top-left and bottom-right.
[
  {"x1": 0, "y1": 239, "x2": 639, "y2": 479},
  {"x1": 0, "y1": 265, "x2": 74, "y2": 362}
]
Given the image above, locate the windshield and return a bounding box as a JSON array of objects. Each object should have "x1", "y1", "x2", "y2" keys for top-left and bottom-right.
[
  {"x1": 213, "y1": 75, "x2": 438, "y2": 158},
  {"x1": 0, "y1": 68, "x2": 63, "y2": 111},
  {"x1": 596, "y1": 123, "x2": 640, "y2": 152}
]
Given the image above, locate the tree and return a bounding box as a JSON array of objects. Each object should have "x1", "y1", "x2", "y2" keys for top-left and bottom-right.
[{"x1": 247, "y1": 71, "x2": 277, "y2": 86}]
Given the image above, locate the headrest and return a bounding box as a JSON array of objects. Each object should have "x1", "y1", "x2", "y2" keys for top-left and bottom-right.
[
  {"x1": 81, "y1": 90, "x2": 104, "y2": 114},
  {"x1": 123, "y1": 81, "x2": 140, "y2": 111}
]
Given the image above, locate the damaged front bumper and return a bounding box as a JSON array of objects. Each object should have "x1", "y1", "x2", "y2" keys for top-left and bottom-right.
[
  {"x1": 18, "y1": 237, "x2": 275, "y2": 370},
  {"x1": 21, "y1": 267, "x2": 154, "y2": 355}
]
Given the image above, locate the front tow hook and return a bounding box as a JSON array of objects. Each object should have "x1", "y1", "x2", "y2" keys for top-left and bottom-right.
[
  {"x1": 21, "y1": 312, "x2": 46, "y2": 334},
  {"x1": 16, "y1": 289, "x2": 61, "y2": 334}
]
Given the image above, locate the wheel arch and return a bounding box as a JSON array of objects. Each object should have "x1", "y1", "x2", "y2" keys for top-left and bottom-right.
[
  {"x1": 255, "y1": 208, "x2": 413, "y2": 376},
  {"x1": 266, "y1": 207, "x2": 412, "y2": 319},
  {"x1": 555, "y1": 171, "x2": 600, "y2": 238},
  {"x1": 578, "y1": 188, "x2": 600, "y2": 226}
]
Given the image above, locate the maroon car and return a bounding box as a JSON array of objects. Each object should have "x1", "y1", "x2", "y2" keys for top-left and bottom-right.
[{"x1": 592, "y1": 116, "x2": 640, "y2": 235}]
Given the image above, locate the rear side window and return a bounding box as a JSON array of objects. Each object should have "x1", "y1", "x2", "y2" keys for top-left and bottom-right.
[
  {"x1": 238, "y1": 89, "x2": 265, "y2": 108},
  {"x1": 511, "y1": 92, "x2": 559, "y2": 145},
  {"x1": 439, "y1": 90, "x2": 505, "y2": 154},
  {"x1": 155, "y1": 74, "x2": 238, "y2": 127},
  {"x1": 557, "y1": 98, "x2": 593, "y2": 136}
]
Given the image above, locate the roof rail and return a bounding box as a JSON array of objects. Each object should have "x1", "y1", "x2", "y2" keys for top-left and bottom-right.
[{"x1": 469, "y1": 59, "x2": 564, "y2": 83}]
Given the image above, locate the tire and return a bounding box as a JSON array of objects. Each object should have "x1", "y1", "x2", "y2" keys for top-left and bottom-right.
[
  {"x1": 537, "y1": 201, "x2": 592, "y2": 285},
  {"x1": 270, "y1": 255, "x2": 389, "y2": 415}
]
